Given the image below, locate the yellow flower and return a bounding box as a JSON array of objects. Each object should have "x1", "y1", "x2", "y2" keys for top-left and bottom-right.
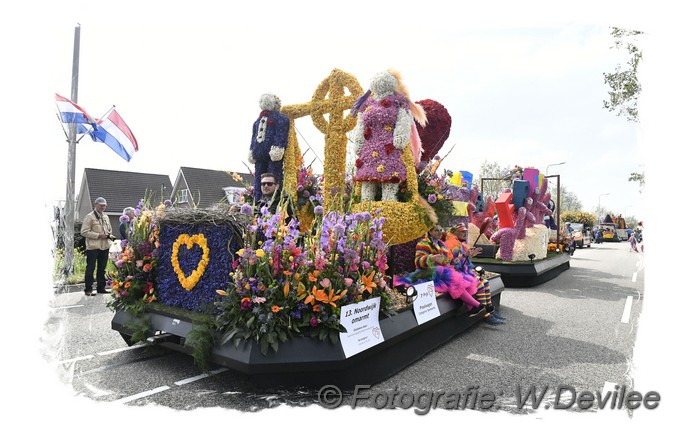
[
  {"x1": 377, "y1": 165, "x2": 385, "y2": 173},
  {"x1": 371, "y1": 151, "x2": 379, "y2": 158},
  {"x1": 171, "y1": 233, "x2": 210, "y2": 291},
  {"x1": 384, "y1": 125, "x2": 392, "y2": 132},
  {"x1": 255, "y1": 249, "x2": 265, "y2": 258}
]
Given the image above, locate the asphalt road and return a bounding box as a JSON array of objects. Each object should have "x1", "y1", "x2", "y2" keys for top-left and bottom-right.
[{"x1": 43, "y1": 241, "x2": 649, "y2": 419}]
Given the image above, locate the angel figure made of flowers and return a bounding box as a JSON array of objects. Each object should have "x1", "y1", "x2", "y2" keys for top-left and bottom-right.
[
  {"x1": 351, "y1": 69, "x2": 427, "y2": 202},
  {"x1": 248, "y1": 93, "x2": 290, "y2": 202}
]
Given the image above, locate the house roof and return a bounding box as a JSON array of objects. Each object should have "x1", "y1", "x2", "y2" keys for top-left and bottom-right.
[
  {"x1": 82, "y1": 168, "x2": 172, "y2": 214},
  {"x1": 174, "y1": 166, "x2": 252, "y2": 207}
]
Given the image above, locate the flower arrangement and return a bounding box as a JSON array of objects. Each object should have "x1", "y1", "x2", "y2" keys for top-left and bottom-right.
[
  {"x1": 415, "y1": 157, "x2": 463, "y2": 229},
  {"x1": 108, "y1": 199, "x2": 165, "y2": 314},
  {"x1": 214, "y1": 205, "x2": 392, "y2": 355},
  {"x1": 296, "y1": 165, "x2": 324, "y2": 214},
  {"x1": 155, "y1": 209, "x2": 244, "y2": 312}
]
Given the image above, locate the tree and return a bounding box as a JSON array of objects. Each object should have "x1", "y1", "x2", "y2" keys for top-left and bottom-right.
[
  {"x1": 628, "y1": 171, "x2": 645, "y2": 192},
  {"x1": 562, "y1": 211, "x2": 596, "y2": 228},
  {"x1": 603, "y1": 27, "x2": 643, "y2": 122},
  {"x1": 473, "y1": 160, "x2": 511, "y2": 200},
  {"x1": 559, "y1": 186, "x2": 582, "y2": 213}
]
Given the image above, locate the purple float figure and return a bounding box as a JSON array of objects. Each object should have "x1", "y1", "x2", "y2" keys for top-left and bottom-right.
[
  {"x1": 351, "y1": 70, "x2": 426, "y2": 201},
  {"x1": 248, "y1": 93, "x2": 290, "y2": 201}
]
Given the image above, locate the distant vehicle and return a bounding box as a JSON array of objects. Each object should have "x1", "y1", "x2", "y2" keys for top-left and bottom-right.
[
  {"x1": 570, "y1": 222, "x2": 592, "y2": 248},
  {"x1": 599, "y1": 222, "x2": 621, "y2": 242}
]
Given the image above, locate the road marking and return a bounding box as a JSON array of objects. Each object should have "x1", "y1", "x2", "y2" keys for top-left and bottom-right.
[
  {"x1": 52, "y1": 355, "x2": 94, "y2": 365},
  {"x1": 50, "y1": 305, "x2": 84, "y2": 310},
  {"x1": 631, "y1": 272, "x2": 637, "y2": 283},
  {"x1": 174, "y1": 368, "x2": 228, "y2": 385},
  {"x1": 97, "y1": 344, "x2": 145, "y2": 356},
  {"x1": 466, "y1": 353, "x2": 506, "y2": 367},
  {"x1": 112, "y1": 386, "x2": 171, "y2": 404},
  {"x1": 621, "y1": 296, "x2": 633, "y2": 324}
]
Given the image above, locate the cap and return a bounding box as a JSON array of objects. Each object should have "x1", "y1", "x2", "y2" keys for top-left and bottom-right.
[
  {"x1": 452, "y1": 223, "x2": 467, "y2": 232},
  {"x1": 94, "y1": 197, "x2": 107, "y2": 205}
]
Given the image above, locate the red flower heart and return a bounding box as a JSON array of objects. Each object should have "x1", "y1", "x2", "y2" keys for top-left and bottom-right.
[
  {"x1": 384, "y1": 143, "x2": 394, "y2": 154},
  {"x1": 267, "y1": 118, "x2": 274, "y2": 125},
  {"x1": 364, "y1": 127, "x2": 372, "y2": 140},
  {"x1": 355, "y1": 159, "x2": 364, "y2": 168},
  {"x1": 380, "y1": 99, "x2": 392, "y2": 108}
]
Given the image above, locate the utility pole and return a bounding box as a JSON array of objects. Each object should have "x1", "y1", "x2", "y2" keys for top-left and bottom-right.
[{"x1": 61, "y1": 24, "x2": 81, "y2": 279}]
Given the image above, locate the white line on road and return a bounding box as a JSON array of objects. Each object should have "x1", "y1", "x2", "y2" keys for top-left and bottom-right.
[
  {"x1": 50, "y1": 305, "x2": 84, "y2": 310},
  {"x1": 466, "y1": 353, "x2": 506, "y2": 367},
  {"x1": 52, "y1": 355, "x2": 94, "y2": 365},
  {"x1": 97, "y1": 344, "x2": 145, "y2": 356},
  {"x1": 631, "y1": 272, "x2": 637, "y2": 283},
  {"x1": 174, "y1": 368, "x2": 228, "y2": 386},
  {"x1": 112, "y1": 386, "x2": 171, "y2": 404},
  {"x1": 621, "y1": 296, "x2": 633, "y2": 324}
]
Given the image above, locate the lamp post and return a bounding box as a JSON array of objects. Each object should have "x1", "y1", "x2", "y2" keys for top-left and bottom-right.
[{"x1": 546, "y1": 161, "x2": 566, "y2": 175}]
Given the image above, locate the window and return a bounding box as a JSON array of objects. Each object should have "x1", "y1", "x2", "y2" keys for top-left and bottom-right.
[
  {"x1": 178, "y1": 188, "x2": 190, "y2": 204},
  {"x1": 223, "y1": 186, "x2": 241, "y2": 204}
]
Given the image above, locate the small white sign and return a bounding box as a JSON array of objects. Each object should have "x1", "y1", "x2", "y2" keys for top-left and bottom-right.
[
  {"x1": 339, "y1": 296, "x2": 384, "y2": 358},
  {"x1": 412, "y1": 281, "x2": 441, "y2": 324}
]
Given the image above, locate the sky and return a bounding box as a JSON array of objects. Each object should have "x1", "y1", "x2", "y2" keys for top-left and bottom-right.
[{"x1": 3, "y1": 0, "x2": 678, "y2": 425}]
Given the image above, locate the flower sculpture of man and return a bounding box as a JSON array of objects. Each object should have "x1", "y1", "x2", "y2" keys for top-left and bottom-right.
[
  {"x1": 351, "y1": 70, "x2": 426, "y2": 202},
  {"x1": 249, "y1": 93, "x2": 290, "y2": 201}
]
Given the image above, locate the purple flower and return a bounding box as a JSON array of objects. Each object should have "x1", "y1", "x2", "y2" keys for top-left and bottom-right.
[
  {"x1": 240, "y1": 204, "x2": 253, "y2": 215},
  {"x1": 119, "y1": 215, "x2": 130, "y2": 223},
  {"x1": 314, "y1": 205, "x2": 324, "y2": 215},
  {"x1": 164, "y1": 199, "x2": 172, "y2": 207},
  {"x1": 428, "y1": 194, "x2": 437, "y2": 204},
  {"x1": 241, "y1": 299, "x2": 252, "y2": 310}
]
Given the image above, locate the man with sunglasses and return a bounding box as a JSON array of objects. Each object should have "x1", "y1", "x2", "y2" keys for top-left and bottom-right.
[{"x1": 255, "y1": 173, "x2": 295, "y2": 224}]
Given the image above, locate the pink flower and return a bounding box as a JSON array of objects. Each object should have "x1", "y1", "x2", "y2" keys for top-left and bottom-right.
[
  {"x1": 136, "y1": 260, "x2": 144, "y2": 268},
  {"x1": 253, "y1": 296, "x2": 266, "y2": 304},
  {"x1": 344, "y1": 278, "x2": 354, "y2": 286},
  {"x1": 309, "y1": 317, "x2": 319, "y2": 327},
  {"x1": 320, "y1": 278, "x2": 331, "y2": 288}
]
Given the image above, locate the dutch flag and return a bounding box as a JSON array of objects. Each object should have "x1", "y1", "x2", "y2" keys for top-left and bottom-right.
[
  {"x1": 91, "y1": 109, "x2": 139, "y2": 162},
  {"x1": 55, "y1": 93, "x2": 97, "y2": 134}
]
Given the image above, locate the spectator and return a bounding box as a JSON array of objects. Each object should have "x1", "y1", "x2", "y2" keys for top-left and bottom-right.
[
  {"x1": 119, "y1": 207, "x2": 135, "y2": 240},
  {"x1": 80, "y1": 197, "x2": 113, "y2": 296}
]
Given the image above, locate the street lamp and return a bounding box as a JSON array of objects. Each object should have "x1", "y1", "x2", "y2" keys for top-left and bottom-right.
[{"x1": 546, "y1": 161, "x2": 566, "y2": 175}]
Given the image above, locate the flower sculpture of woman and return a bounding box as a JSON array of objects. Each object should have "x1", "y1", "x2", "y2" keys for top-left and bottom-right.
[
  {"x1": 249, "y1": 93, "x2": 290, "y2": 201},
  {"x1": 351, "y1": 70, "x2": 426, "y2": 202}
]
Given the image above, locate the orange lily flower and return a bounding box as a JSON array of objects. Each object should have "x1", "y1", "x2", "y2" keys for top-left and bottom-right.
[{"x1": 361, "y1": 271, "x2": 377, "y2": 294}]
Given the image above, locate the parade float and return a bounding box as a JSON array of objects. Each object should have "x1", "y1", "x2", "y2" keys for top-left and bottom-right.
[
  {"x1": 110, "y1": 69, "x2": 504, "y2": 388},
  {"x1": 468, "y1": 165, "x2": 571, "y2": 287}
]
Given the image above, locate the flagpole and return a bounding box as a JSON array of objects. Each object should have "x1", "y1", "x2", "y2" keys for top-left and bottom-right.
[{"x1": 61, "y1": 24, "x2": 81, "y2": 279}]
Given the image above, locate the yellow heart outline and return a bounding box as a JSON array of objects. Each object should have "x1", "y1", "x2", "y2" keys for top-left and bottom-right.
[{"x1": 171, "y1": 233, "x2": 210, "y2": 291}]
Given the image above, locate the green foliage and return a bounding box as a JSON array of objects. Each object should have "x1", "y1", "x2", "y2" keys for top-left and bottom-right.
[
  {"x1": 473, "y1": 160, "x2": 510, "y2": 200},
  {"x1": 629, "y1": 171, "x2": 645, "y2": 192},
  {"x1": 561, "y1": 211, "x2": 596, "y2": 228},
  {"x1": 128, "y1": 317, "x2": 153, "y2": 344},
  {"x1": 52, "y1": 248, "x2": 115, "y2": 286},
  {"x1": 558, "y1": 186, "x2": 583, "y2": 213},
  {"x1": 603, "y1": 27, "x2": 643, "y2": 122},
  {"x1": 186, "y1": 321, "x2": 217, "y2": 372}
]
